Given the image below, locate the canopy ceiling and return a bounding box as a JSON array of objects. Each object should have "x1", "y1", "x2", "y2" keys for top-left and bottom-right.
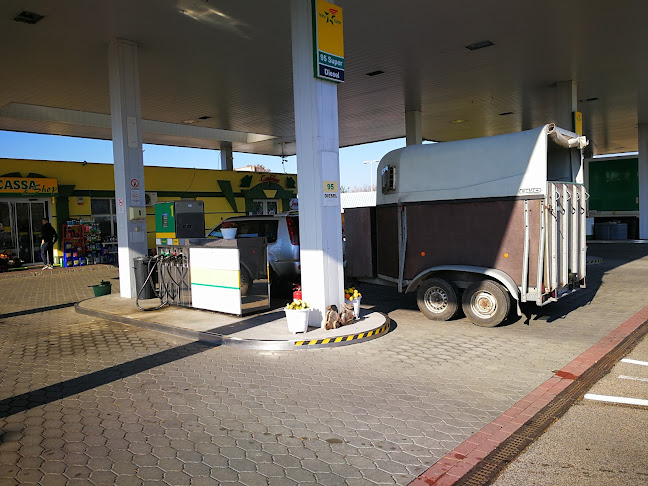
[{"x1": 1, "y1": 0, "x2": 646, "y2": 157}]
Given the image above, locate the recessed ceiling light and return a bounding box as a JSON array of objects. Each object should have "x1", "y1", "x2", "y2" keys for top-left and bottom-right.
[
  {"x1": 450, "y1": 119, "x2": 465, "y2": 124},
  {"x1": 198, "y1": 116, "x2": 211, "y2": 120},
  {"x1": 465, "y1": 40, "x2": 494, "y2": 51},
  {"x1": 13, "y1": 11, "x2": 45, "y2": 24},
  {"x1": 499, "y1": 111, "x2": 514, "y2": 116},
  {"x1": 365, "y1": 70, "x2": 384, "y2": 77}
]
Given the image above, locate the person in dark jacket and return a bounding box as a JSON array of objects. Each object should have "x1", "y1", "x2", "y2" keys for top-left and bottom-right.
[{"x1": 40, "y1": 218, "x2": 58, "y2": 269}]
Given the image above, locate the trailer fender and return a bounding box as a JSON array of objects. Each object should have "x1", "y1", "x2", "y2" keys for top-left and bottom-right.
[{"x1": 406, "y1": 265, "x2": 521, "y2": 304}]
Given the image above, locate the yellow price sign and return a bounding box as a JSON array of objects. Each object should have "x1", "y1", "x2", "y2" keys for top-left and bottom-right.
[
  {"x1": 313, "y1": 0, "x2": 344, "y2": 83},
  {"x1": 573, "y1": 111, "x2": 583, "y2": 136}
]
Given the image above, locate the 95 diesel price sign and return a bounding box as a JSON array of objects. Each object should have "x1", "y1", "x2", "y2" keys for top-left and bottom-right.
[
  {"x1": 313, "y1": 0, "x2": 344, "y2": 83},
  {"x1": 323, "y1": 180, "x2": 339, "y2": 206}
]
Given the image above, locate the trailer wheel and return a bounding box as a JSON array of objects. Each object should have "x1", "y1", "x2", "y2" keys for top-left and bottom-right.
[
  {"x1": 462, "y1": 280, "x2": 510, "y2": 327},
  {"x1": 416, "y1": 278, "x2": 459, "y2": 321}
]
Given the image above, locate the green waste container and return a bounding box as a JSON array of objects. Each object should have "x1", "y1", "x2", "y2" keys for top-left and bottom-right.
[{"x1": 91, "y1": 280, "x2": 112, "y2": 297}]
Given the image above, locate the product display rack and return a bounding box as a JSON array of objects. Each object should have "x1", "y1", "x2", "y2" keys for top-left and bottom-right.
[
  {"x1": 61, "y1": 223, "x2": 85, "y2": 267},
  {"x1": 61, "y1": 221, "x2": 114, "y2": 267}
]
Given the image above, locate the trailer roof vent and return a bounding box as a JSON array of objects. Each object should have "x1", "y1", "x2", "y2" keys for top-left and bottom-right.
[
  {"x1": 465, "y1": 40, "x2": 494, "y2": 51},
  {"x1": 13, "y1": 11, "x2": 45, "y2": 24},
  {"x1": 381, "y1": 165, "x2": 396, "y2": 193}
]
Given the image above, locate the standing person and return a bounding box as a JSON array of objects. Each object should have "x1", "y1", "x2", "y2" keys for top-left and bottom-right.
[{"x1": 40, "y1": 218, "x2": 58, "y2": 270}]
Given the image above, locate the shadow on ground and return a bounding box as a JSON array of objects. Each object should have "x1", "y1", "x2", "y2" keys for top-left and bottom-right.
[{"x1": 0, "y1": 341, "x2": 217, "y2": 420}]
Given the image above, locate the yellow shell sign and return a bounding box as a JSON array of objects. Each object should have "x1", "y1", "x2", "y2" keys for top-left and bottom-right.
[
  {"x1": 0, "y1": 177, "x2": 58, "y2": 196},
  {"x1": 313, "y1": 0, "x2": 344, "y2": 83}
]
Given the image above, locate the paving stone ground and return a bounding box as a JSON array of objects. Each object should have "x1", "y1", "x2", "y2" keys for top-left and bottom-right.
[{"x1": 1, "y1": 244, "x2": 647, "y2": 485}]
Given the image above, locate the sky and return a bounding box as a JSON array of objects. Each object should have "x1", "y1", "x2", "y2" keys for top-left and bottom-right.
[{"x1": 0, "y1": 130, "x2": 406, "y2": 190}]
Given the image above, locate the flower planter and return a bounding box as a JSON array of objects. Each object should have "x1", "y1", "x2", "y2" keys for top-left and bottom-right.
[
  {"x1": 285, "y1": 308, "x2": 310, "y2": 333},
  {"x1": 221, "y1": 227, "x2": 238, "y2": 240},
  {"x1": 91, "y1": 280, "x2": 112, "y2": 297},
  {"x1": 345, "y1": 297, "x2": 362, "y2": 319}
]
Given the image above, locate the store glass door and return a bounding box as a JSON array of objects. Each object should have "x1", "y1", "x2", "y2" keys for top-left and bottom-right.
[
  {"x1": 0, "y1": 202, "x2": 14, "y2": 257},
  {"x1": 0, "y1": 200, "x2": 48, "y2": 264}
]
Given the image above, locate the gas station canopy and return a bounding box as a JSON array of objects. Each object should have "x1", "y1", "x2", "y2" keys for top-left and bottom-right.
[{"x1": 1, "y1": 0, "x2": 647, "y2": 156}]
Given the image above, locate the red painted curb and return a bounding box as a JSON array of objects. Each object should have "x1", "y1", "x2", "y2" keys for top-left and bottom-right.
[{"x1": 410, "y1": 304, "x2": 648, "y2": 486}]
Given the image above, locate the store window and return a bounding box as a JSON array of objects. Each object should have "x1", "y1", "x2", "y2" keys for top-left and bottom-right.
[
  {"x1": 91, "y1": 198, "x2": 116, "y2": 237},
  {"x1": 252, "y1": 199, "x2": 278, "y2": 215}
]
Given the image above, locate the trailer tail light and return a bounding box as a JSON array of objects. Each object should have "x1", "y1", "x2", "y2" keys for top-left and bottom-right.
[{"x1": 286, "y1": 216, "x2": 300, "y2": 245}]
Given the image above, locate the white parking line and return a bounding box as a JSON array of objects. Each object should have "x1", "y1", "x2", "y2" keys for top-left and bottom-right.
[
  {"x1": 618, "y1": 375, "x2": 648, "y2": 383},
  {"x1": 584, "y1": 393, "x2": 648, "y2": 407},
  {"x1": 621, "y1": 358, "x2": 648, "y2": 367}
]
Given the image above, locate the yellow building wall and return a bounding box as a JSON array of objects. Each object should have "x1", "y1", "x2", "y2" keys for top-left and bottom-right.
[{"x1": 0, "y1": 159, "x2": 297, "y2": 257}]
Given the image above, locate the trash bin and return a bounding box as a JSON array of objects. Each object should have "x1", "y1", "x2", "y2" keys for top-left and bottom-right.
[
  {"x1": 595, "y1": 223, "x2": 612, "y2": 240},
  {"x1": 610, "y1": 222, "x2": 628, "y2": 240},
  {"x1": 133, "y1": 256, "x2": 156, "y2": 299}
]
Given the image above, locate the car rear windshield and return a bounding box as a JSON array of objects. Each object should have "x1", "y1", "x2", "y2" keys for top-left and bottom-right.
[{"x1": 209, "y1": 219, "x2": 279, "y2": 243}]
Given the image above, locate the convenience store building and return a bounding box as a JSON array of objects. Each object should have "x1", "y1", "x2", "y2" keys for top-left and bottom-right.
[{"x1": 0, "y1": 158, "x2": 297, "y2": 265}]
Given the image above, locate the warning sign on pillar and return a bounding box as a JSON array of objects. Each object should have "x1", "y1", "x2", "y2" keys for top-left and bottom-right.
[{"x1": 117, "y1": 197, "x2": 125, "y2": 214}]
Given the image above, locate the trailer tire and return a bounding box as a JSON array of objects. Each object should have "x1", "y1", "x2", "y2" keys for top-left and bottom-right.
[
  {"x1": 416, "y1": 278, "x2": 459, "y2": 321},
  {"x1": 462, "y1": 280, "x2": 510, "y2": 327}
]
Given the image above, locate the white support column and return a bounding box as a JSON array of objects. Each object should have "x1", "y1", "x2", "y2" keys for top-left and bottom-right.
[
  {"x1": 219, "y1": 141, "x2": 234, "y2": 171},
  {"x1": 555, "y1": 80, "x2": 577, "y2": 131},
  {"x1": 108, "y1": 39, "x2": 147, "y2": 298},
  {"x1": 639, "y1": 124, "x2": 648, "y2": 239},
  {"x1": 405, "y1": 110, "x2": 422, "y2": 145},
  {"x1": 291, "y1": 0, "x2": 344, "y2": 326}
]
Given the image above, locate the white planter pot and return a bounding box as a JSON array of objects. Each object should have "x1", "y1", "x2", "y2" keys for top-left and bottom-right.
[
  {"x1": 346, "y1": 298, "x2": 361, "y2": 318},
  {"x1": 285, "y1": 308, "x2": 310, "y2": 333},
  {"x1": 221, "y1": 227, "x2": 238, "y2": 240}
]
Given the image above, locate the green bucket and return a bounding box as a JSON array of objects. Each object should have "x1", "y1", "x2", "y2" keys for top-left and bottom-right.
[{"x1": 92, "y1": 280, "x2": 112, "y2": 297}]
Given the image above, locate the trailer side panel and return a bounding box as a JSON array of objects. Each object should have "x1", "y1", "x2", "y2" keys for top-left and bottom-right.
[{"x1": 376, "y1": 198, "x2": 542, "y2": 286}]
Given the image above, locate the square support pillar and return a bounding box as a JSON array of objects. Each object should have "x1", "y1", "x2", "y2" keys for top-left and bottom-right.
[
  {"x1": 555, "y1": 80, "x2": 577, "y2": 131},
  {"x1": 108, "y1": 38, "x2": 147, "y2": 298},
  {"x1": 220, "y1": 141, "x2": 234, "y2": 171},
  {"x1": 291, "y1": 0, "x2": 345, "y2": 326},
  {"x1": 405, "y1": 110, "x2": 422, "y2": 145},
  {"x1": 639, "y1": 124, "x2": 648, "y2": 239}
]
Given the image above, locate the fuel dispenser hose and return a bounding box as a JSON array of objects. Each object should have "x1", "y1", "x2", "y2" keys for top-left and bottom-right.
[{"x1": 135, "y1": 254, "x2": 168, "y2": 312}]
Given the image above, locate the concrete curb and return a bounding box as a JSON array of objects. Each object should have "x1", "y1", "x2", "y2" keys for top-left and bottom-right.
[
  {"x1": 75, "y1": 298, "x2": 392, "y2": 351},
  {"x1": 410, "y1": 304, "x2": 648, "y2": 486}
]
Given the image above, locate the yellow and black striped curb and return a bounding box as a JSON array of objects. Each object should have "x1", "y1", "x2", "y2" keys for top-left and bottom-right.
[
  {"x1": 293, "y1": 320, "x2": 391, "y2": 348},
  {"x1": 77, "y1": 299, "x2": 392, "y2": 351},
  {"x1": 586, "y1": 256, "x2": 603, "y2": 264}
]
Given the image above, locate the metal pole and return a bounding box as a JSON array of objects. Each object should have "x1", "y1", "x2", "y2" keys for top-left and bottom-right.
[{"x1": 363, "y1": 159, "x2": 378, "y2": 190}]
